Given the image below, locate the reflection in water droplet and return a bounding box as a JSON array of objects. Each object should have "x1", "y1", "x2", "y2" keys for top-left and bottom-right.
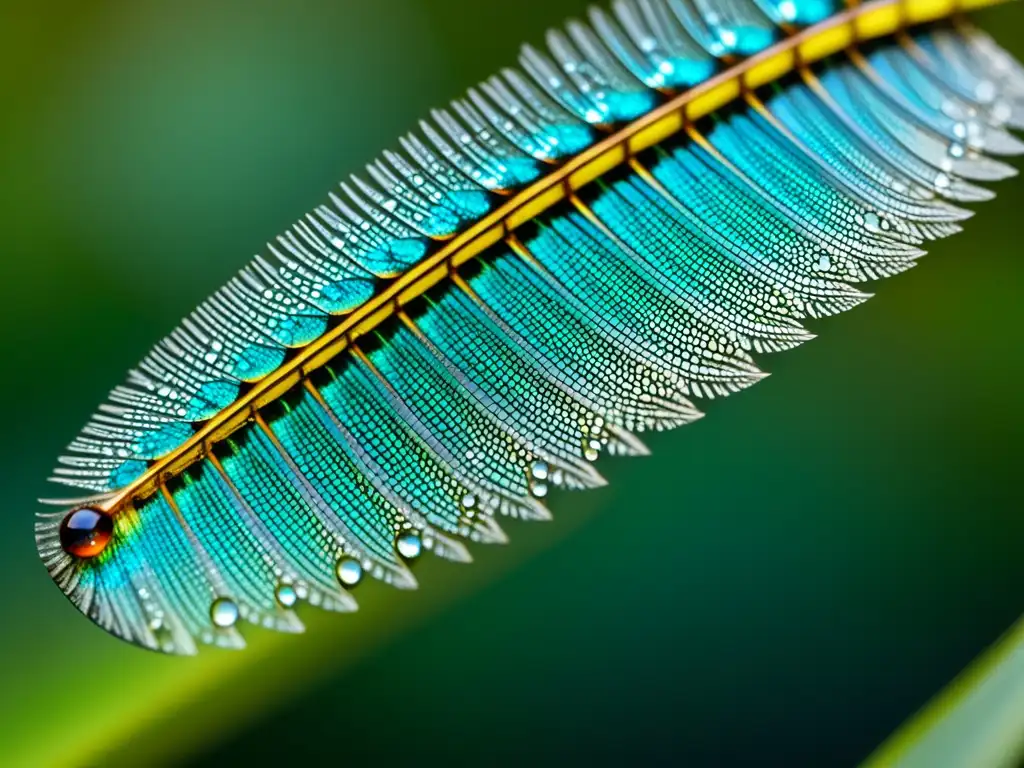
[
  {"x1": 396, "y1": 532, "x2": 422, "y2": 560},
  {"x1": 530, "y1": 481, "x2": 549, "y2": 498},
  {"x1": 976, "y1": 80, "x2": 996, "y2": 103},
  {"x1": 336, "y1": 557, "x2": 363, "y2": 587},
  {"x1": 275, "y1": 583, "x2": 298, "y2": 608},
  {"x1": 581, "y1": 436, "x2": 602, "y2": 463},
  {"x1": 59, "y1": 507, "x2": 114, "y2": 559},
  {"x1": 210, "y1": 597, "x2": 239, "y2": 628},
  {"x1": 530, "y1": 460, "x2": 549, "y2": 481},
  {"x1": 992, "y1": 102, "x2": 1011, "y2": 124},
  {"x1": 461, "y1": 493, "x2": 477, "y2": 510}
]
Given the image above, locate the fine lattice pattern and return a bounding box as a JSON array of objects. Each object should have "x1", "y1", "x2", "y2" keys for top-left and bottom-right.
[{"x1": 36, "y1": 0, "x2": 1023, "y2": 653}]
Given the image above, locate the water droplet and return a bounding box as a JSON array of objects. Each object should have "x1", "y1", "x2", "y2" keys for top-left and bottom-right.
[
  {"x1": 336, "y1": 557, "x2": 363, "y2": 587},
  {"x1": 777, "y1": 0, "x2": 797, "y2": 20},
  {"x1": 461, "y1": 493, "x2": 477, "y2": 510},
  {"x1": 530, "y1": 481, "x2": 549, "y2": 498},
  {"x1": 530, "y1": 460, "x2": 549, "y2": 481},
  {"x1": 59, "y1": 507, "x2": 114, "y2": 559},
  {"x1": 210, "y1": 598, "x2": 239, "y2": 628},
  {"x1": 396, "y1": 532, "x2": 423, "y2": 560},
  {"x1": 948, "y1": 142, "x2": 965, "y2": 159},
  {"x1": 275, "y1": 583, "x2": 298, "y2": 608}
]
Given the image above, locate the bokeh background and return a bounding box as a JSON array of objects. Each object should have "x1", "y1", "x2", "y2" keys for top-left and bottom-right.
[{"x1": 1, "y1": 1, "x2": 1022, "y2": 765}]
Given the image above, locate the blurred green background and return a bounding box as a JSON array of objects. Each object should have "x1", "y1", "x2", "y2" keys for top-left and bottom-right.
[{"x1": 1, "y1": 0, "x2": 1022, "y2": 765}]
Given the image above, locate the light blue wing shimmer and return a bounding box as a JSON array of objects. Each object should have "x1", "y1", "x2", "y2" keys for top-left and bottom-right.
[{"x1": 37, "y1": 5, "x2": 1024, "y2": 653}]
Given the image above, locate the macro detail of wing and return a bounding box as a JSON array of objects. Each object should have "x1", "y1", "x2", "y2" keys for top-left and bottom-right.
[{"x1": 35, "y1": 0, "x2": 1024, "y2": 653}]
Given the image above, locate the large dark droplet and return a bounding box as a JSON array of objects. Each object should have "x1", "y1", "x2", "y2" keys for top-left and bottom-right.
[{"x1": 59, "y1": 508, "x2": 113, "y2": 559}]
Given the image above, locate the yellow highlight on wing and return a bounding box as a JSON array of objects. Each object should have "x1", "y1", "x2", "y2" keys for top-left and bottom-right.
[{"x1": 798, "y1": 23, "x2": 854, "y2": 61}]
